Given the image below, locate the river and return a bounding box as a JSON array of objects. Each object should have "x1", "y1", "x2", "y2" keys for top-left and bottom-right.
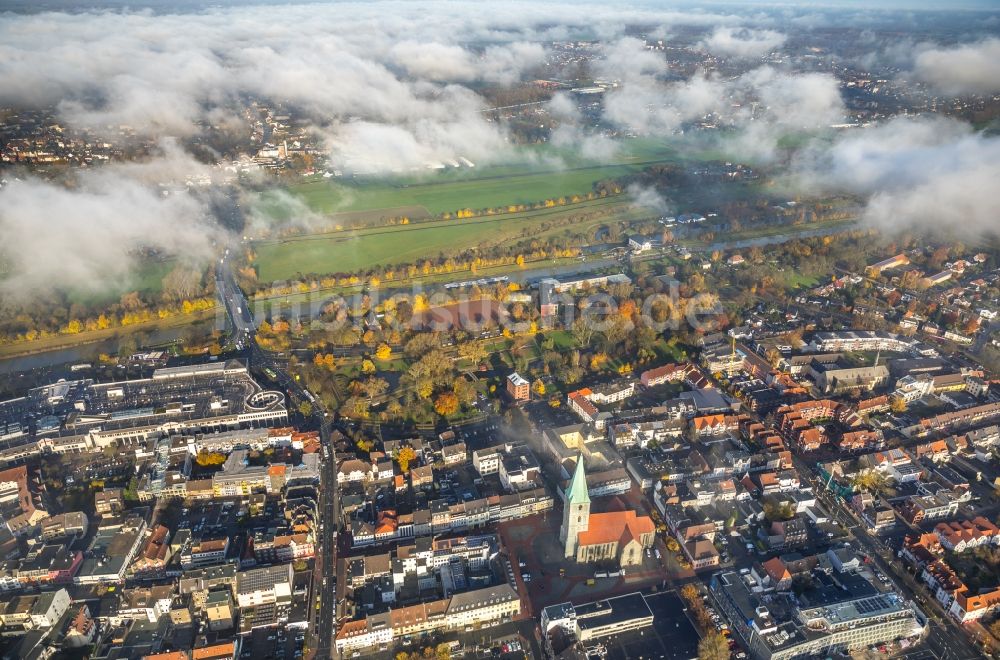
[
  {"x1": 702, "y1": 223, "x2": 858, "y2": 253},
  {"x1": 0, "y1": 223, "x2": 854, "y2": 375},
  {"x1": 0, "y1": 320, "x2": 215, "y2": 375}
]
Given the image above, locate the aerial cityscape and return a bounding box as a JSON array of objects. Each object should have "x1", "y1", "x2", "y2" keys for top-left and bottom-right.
[{"x1": 0, "y1": 1, "x2": 998, "y2": 659}]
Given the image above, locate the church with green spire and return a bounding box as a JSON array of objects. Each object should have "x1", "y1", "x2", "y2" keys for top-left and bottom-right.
[
  {"x1": 560, "y1": 454, "x2": 591, "y2": 559},
  {"x1": 559, "y1": 454, "x2": 656, "y2": 568}
]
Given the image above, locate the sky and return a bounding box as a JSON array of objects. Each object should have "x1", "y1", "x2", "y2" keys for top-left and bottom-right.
[{"x1": 4, "y1": 1, "x2": 999, "y2": 11}]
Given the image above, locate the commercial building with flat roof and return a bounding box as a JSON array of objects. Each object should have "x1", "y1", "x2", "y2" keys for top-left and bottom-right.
[
  {"x1": 74, "y1": 517, "x2": 146, "y2": 585},
  {"x1": 711, "y1": 570, "x2": 925, "y2": 660},
  {"x1": 574, "y1": 592, "x2": 654, "y2": 641}
]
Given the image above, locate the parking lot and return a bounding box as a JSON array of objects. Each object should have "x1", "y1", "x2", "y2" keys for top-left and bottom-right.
[{"x1": 522, "y1": 400, "x2": 579, "y2": 431}]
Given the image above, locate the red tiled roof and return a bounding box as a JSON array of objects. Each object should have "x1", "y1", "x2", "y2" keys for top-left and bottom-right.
[
  {"x1": 577, "y1": 510, "x2": 654, "y2": 548},
  {"x1": 763, "y1": 557, "x2": 791, "y2": 582},
  {"x1": 192, "y1": 642, "x2": 236, "y2": 660}
]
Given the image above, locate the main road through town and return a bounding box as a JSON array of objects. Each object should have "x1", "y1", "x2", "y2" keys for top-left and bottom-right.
[
  {"x1": 218, "y1": 251, "x2": 340, "y2": 659},
  {"x1": 799, "y1": 455, "x2": 985, "y2": 660}
]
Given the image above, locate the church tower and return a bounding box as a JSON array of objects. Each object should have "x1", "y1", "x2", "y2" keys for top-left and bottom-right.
[{"x1": 560, "y1": 454, "x2": 591, "y2": 559}]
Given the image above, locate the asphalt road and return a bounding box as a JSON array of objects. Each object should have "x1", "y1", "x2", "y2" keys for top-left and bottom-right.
[
  {"x1": 216, "y1": 255, "x2": 257, "y2": 343},
  {"x1": 311, "y1": 416, "x2": 340, "y2": 660},
  {"x1": 806, "y1": 468, "x2": 987, "y2": 660},
  {"x1": 972, "y1": 319, "x2": 999, "y2": 355},
  {"x1": 217, "y1": 252, "x2": 340, "y2": 659}
]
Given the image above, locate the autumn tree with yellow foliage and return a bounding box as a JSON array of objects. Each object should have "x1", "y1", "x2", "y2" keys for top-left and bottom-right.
[
  {"x1": 396, "y1": 446, "x2": 416, "y2": 473},
  {"x1": 434, "y1": 392, "x2": 459, "y2": 417}
]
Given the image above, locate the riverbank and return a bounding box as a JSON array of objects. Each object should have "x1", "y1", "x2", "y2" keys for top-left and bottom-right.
[
  {"x1": 0, "y1": 217, "x2": 860, "y2": 373},
  {"x1": 0, "y1": 310, "x2": 219, "y2": 366}
]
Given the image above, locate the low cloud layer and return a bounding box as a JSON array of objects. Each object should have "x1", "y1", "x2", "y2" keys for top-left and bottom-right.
[
  {"x1": 793, "y1": 116, "x2": 1000, "y2": 238},
  {"x1": 0, "y1": 2, "x2": 754, "y2": 299},
  {"x1": 911, "y1": 38, "x2": 1000, "y2": 95},
  {"x1": 0, "y1": 2, "x2": 997, "y2": 302},
  {"x1": 628, "y1": 184, "x2": 673, "y2": 215},
  {"x1": 600, "y1": 39, "x2": 733, "y2": 135},
  {"x1": 600, "y1": 38, "x2": 845, "y2": 161},
  {"x1": 0, "y1": 3, "x2": 746, "y2": 168},
  {"x1": 0, "y1": 6, "x2": 553, "y2": 173},
  {"x1": 0, "y1": 146, "x2": 226, "y2": 301},
  {"x1": 699, "y1": 27, "x2": 787, "y2": 59}
]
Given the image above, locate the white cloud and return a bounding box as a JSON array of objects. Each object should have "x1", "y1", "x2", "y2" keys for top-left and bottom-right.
[
  {"x1": 546, "y1": 92, "x2": 580, "y2": 122},
  {"x1": 628, "y1": 184, "x2": 672, "y2": 214},
  {"x1": 598, "y1": 38, "x2": 696, "y2": 135},
  {"x1": 550, "y1": 125, "x2": 620, "y2": 161},
  {"x1": 387, "y1": 40, "x2": 545, "y2": 85},
  {"x1": 912, "y1": 38, "x2": 1000, "y2": 95},
  {"x1": 601, "y1": 63, "x2": 844, "y2": 159},
  {"x1": 388, "y1": 41, "x2": 479, "y2": 82},
  {"x1": 0, "y1": 3, "x2": 748, "y2": 140},
  {"x1": 741, "y1": 68, "x2": 844, "y2": 129},
  {"x1": 480, "y1": 42, "x2": 547, "y2": 85},
  {"x1": 0, "y1": 147, "x2": 226, "y2": 300},
  {"x1": 597, "y1": 37, "x2": 665, "y2": 82},
  {"x1": 700, "y1": 27, "x2": 787, "y2": 59},
  {"x1": 792, "y1": 116, "x2": 1000, "y2": 238}
]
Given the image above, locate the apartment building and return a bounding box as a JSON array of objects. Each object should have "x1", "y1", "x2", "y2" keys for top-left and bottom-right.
[{"x1": 334, "y1": 583, "x2": 520, "y2": 653}]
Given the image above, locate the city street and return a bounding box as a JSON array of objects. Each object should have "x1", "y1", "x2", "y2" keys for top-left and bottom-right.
[
  {"x1": 218, "y1": 252, "x2": 340, "y2": 659},
  {"x1": 312, "y1": 417, "x2": 340, "y2": 660},
  {"x1": 806, "y1": 467, "x2": 987, "y2": 660}
]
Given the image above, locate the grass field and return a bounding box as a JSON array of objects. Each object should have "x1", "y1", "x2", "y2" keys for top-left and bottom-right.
[
  {"x1": 250, "y1": 136, "x2": 797, "y2": 283},
  {"x1": 253, "y1": 197, "x2": 630, "y2": 280},
  {"x1": 63, "y1": 259, "x2": 174, "y2": 308},
  {"x1": 285, "y1": 162, "x2": 647, "y2": 217},
  {"x1": 779, "y1": 271, "x2": 820, "y2": 289},
  {"x1": 265, "y1": 138, "x2": 687, "y2": 222}
]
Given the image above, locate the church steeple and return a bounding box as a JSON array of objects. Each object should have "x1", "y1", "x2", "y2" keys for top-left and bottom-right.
[
  {"x1": 560, "y1": 454, "x2": 591, "y2": 559},
  {"x1": 566, "y1": 454, "x2": 591, "y2": 506}
]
